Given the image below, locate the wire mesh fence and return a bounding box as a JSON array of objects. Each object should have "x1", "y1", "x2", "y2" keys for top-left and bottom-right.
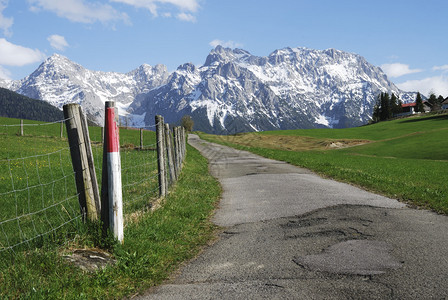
[
  {"x1": 0, "y1": 118, "x2": 81, "y2": 256},
  {"x1": 0, "y1": 110, "x2": 186, "y2": 257},
  {"x1": 0, "y1": 112, "x2": 186, "y2": 258}
]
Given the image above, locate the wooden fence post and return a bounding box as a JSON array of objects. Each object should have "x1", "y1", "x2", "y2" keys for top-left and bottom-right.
[
  {"x1": 79, "y1": 107, "x2": 101, "y2": 216},
  {"x1": 165, "y1": 123, "x2": 176, "y2": 185},
  {"x1": 179, "y1": 127, "x2": 185, "y2": 166},
  {"x1": 140, "y1": 128, "x2": 143, "y2": 150},
  {"x1": 181, "y1": 127, "x2": 186, "y2": 162},
  {"x1": 63, "y1": 104, "x2": 100, "y2": 221},
  {"x1": 20, "y1": 120, "x2": 23, "y2": 136},
  {"x1": 184, "y1": 127, "x2": 187, "y2": 159},
  {"x1": 60, "y1": 120, "x2": 64, "y2": 138},
  {"x1": 172, "y1": 127, "x2": 179, "y2": 175},
  {"x1": 178, "y1": 127, "x2": 183, "y2": 166},
  {"x1": 101, "y1": 101, "x2": 123, "y2": 243},
  {"x1": 155, "y1": 115, "x2": 167, "y2": 197}
]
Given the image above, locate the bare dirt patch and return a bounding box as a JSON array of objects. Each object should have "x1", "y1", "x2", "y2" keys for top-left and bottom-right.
[{"x1": 214, "y1": 133, "x2": 369, "y2": 152}]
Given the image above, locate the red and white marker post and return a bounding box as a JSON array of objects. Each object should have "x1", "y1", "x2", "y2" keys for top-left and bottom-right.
[{"x1": 102, "y1": 101, "x2": 124, "y2": 243}]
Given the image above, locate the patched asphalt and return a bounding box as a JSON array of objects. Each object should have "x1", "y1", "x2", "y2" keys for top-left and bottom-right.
[{"x1": 138, "y1": 134, "x2": 448, "y2": 299}]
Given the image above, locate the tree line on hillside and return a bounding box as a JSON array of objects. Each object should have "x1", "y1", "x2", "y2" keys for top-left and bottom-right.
[
  {"x1": 372, "y1": 92, "x2": 404, "y2": 122},
  {"x1": 372, "y1": 91, "x2": 446, "y2": 123},
  {"x1": 0, "y1": 88, "x2": 63, "y2": 122},
  {"x1": 427, "y1": 93, "x2": 446, "y2": 111}
]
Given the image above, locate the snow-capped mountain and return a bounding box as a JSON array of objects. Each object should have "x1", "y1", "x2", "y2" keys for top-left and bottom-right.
[
  {"x1": 3, "y1": 54, "x2": 170, "y2": 125},
  {"x1": 130, "y1": 46, "x2": 415, "y2": 133},
  {"x1": 2, "y1": 47, "x2": 415, "y2": 133}
]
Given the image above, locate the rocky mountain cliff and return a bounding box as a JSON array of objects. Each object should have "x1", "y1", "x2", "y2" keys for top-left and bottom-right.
[
  {"x1": 1, "y1": 47, "x2": 415, "y2": 133},
  {"x1": 1, "y1": 54, "x2": 170, "y2": 124},
  {"x1": 130, "y1": 46, "x2": 415, "y2": 133}
]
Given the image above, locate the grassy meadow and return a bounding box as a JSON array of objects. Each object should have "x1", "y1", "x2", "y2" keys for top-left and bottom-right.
[
  {"x1": 200, "y1": 113, "x2": 448, "y2": 214},
  {"x1": 0, "y1": 116, "x2": 221, "y2": 299}
]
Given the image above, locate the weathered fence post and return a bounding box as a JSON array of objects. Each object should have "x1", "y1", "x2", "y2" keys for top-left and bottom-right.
[
  {"x1": 20, "y1": 119, "x2": 23, "y2": 136},
  {"x1": 60, "y1": 120, "x2": 64, "y2": 138},
  {"x1": 178, "y1": 127, "x2": 183, "y2": 166},
  {"x1": 178, "y1": 127, "x2": 182, "y2": 165},
  {"x1": 172, "y1": 127, "x2": 179, "y2": 175},
  {"x1": 79, "y1": 108, "x2": 101, "y2": 216},
  {"x1": 63, "y1": 103, "x2": 100, "y2": 221},
  {"x1": 155, "y1": 115, "x2": 167, "y2": 197},
  {"x1": 101, "y1": 101, "x2": 124, "y2": 243},
  {"x1": 181, "y1": 127, "x2": 186, "y2": 162},
  {"x1": 140, "y1": 128, "x2": 143, "y2": 150},
  {"x1": 165, "y1": 123, "x2": 176, "y2": 185}
]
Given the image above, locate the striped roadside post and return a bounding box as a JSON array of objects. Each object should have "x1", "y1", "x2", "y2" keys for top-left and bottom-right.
[{"x1": 101, "y1": 101, "x2": 124, "y2": 243}]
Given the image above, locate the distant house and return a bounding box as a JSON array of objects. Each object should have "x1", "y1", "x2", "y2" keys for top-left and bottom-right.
[
  {"x1": 397, "y1": 101, "x2": 431, "y2": 116},
  {"x1": 442, "y1": 98, "x2": 448, "y2": 110}
]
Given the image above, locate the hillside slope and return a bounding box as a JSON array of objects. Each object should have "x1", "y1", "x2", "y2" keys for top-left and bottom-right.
[{"x1": 0, "y1": 87, "x2": 63, "y2": 121}]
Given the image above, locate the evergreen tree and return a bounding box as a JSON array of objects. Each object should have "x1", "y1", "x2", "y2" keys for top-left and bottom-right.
[
  {"x1": 434, "y1": 95, "x2": 444, "y2": 111},
  {"x1": 415, "y1": 92, "x2": 424, "y2": 113},
  {"x1": 428, "y1": 93, "x2": 437, "y2": 105},
  {"x1": 372, "y1": 92, "x2": 399, "y2": 122},
  {"x1": 390, "y1": 93, "x2": 402, "y2": 116},
  {"x1": 372, "y1": 94, "x2": 381, "y2": 122},
  {"x1": 380, "y1": 92, "x2": 391, "y2": 120},
  {"x1": 427, "y1": 93, "x2": 438, "y2": 111},
  {"x1": 0, "y1": 87, "x2": 63, "y2": 121},
  {"x1": 397, "y1": 98, "x2": 403, "y2": 114}
]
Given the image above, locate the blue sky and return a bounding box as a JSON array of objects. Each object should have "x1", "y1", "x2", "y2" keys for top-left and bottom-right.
[{"x1": 0, "y1": 0, "x2": 447, "y2": 96}]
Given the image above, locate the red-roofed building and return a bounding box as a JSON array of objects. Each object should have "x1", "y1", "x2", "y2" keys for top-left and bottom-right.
[{"x1": 398, "y1": 101, "x2": 431, "y2": 116}]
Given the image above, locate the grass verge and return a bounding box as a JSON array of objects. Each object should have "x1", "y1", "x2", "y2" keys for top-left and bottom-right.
[{"x1": 0, "y1": 144, "x2": 221, "y2": 299}]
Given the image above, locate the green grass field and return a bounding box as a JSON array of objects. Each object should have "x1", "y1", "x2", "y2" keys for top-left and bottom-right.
[
  {"x1": 0, "y1": 117, "x2": 160, "y2": 255},
  {"x1": 0, "y1": 116, "x2": 221, "y2": 299},
  {"x1": 200, "y1": 113, "x2": 448, "y2": 214}
]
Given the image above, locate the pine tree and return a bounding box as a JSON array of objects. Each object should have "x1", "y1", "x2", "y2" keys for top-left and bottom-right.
[
  {"x1": 415, "y1": 92, "x2": 424, "y2": 113},
  {"x1": 428, "y1": 93, "x2": 437, "y2": 111},
  {"x1": 372, "y1": 94, "x2": 381, "y2": 122},
  {"x1": 390, "y1": 93, "x2": 401, "y2": 116},
  {"x1": 435, "y1": 95, "x2": 444, "y2": 111},
  {"x1": 397, "y1": 98, "x2": 403, "y2": 114},
  {"x1": 380, "y1": 92, "x2": 391, "y2": 120}
]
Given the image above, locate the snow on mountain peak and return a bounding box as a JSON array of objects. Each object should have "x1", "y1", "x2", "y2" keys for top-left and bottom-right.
[
  {"x1": 5, "y1": 46, "x2": 416, "y2": 133},
  {"x1": 9, "y1": 55, "x2": 170, "y2": 124},
  {"x1": 131, "y1": 46, "x2": 415, "y2": 133}
]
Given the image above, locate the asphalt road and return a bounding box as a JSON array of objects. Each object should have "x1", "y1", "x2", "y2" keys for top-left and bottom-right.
[{"x1": 138, "y1": 134, "x2": 448, "y2": 299}]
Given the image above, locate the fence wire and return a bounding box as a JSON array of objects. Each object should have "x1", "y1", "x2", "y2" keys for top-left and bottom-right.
[
  {"x1": 0, "y1": 116, "x2": 184, "y2": 257},
  {"x1": 0, "y1": 119, "x2": 81, "y2": 255},
  {"x1": 87, "y1": 126, "x2": 163, "y2": 217}
]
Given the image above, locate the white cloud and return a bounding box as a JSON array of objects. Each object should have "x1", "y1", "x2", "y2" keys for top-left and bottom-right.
[
  {"x1": 176, "y1": 12, "x2": 195, "y2": 22},
  {"x1": 432, "y1": 65, "x2": 448, "y2": 71},
  {"x1": 28, "y1": 0, "x2": 129, "y2": 24},
  {"x1": 0, "y1": 38, "x2": 46, "y2": 66},
  {"x1": 397, "y1": 75, "x2": 448, "y2": 96},
  {"x1": 380, "y1": 63, "x2": 423, "y2": 78},
  {"x1": 209, "y1": 39, "x2": 243, "y2": 49},
  {"x1": 111, "y1": 0, "x2": 199, "y2": 18},
  {"x1": 0, "y1": 0, "x2": 13, "y2": 36},
  {"x1": 48, "y1": 34, "x2": 69, "y2": 51},
  {"x1": 0, "y1": 65, "x2": 12, "y2": 80}
]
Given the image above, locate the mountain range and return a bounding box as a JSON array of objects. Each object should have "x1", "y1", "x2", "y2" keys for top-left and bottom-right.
[{"x1": 0, "y1": 46, "x2": 415, "y2": 133}]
